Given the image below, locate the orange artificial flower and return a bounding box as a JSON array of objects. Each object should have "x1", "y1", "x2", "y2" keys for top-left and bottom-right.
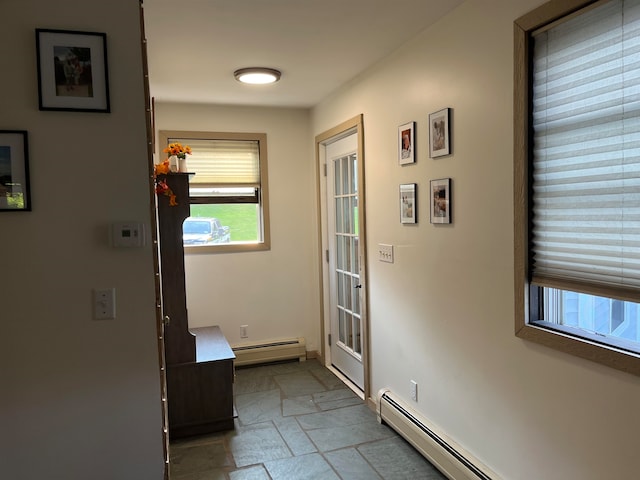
[
  {"x1": 155, "y1": 178, "x2": 178, "y2": 206},
  {"x1": 154, "y1": 143, "x2": 194, "y2": 206},
  {"x1": 154, "y1": 159, "x2": 170, "y2": 175},
  {"x1": 155, "y1": 179, "x2": 169, "y2": 195},
  {"x1": 163, "y1": 142, "x2": 192, "y2": 160}
]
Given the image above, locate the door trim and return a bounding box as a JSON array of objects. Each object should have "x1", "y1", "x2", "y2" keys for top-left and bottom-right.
[
  {"x1": 139, "y1": 1, "x2": 169, "y2": 477},
  {"x1": 315, "y1": 114, "x2": 369, "y2": 402}
]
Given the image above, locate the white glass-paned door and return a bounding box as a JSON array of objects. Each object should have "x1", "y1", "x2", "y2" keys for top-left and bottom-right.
[{"x1": 326, "y1": 132, "x2": 363, "y2": 389}]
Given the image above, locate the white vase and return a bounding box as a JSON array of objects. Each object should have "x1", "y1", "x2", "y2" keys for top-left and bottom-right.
[
  {"x1": 169, "y1": 155, "x2": 179, "y2": 172},
  {"x1": 178, "y1": 158, "x2": 188, "y2": 173}
]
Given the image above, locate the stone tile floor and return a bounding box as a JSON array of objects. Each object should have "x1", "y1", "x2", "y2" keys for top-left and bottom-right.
[{"x1": 169, "y1": 359, "x2": 446, "y2": 479}]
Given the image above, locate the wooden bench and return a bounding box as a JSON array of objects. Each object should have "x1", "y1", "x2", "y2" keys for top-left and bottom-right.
[{"x1": 166, "y1": 326, "x2": 235, "y2": 439}]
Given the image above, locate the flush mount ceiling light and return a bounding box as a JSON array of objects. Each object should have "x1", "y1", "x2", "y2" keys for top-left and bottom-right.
[{"x1": 234, "y1": 67, "x2": 281, "y2": 85}]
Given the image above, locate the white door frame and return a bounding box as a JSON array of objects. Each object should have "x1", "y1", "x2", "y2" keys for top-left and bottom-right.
[{"x1": 315, "y1": 114, "x2": 369, "y2": 401}]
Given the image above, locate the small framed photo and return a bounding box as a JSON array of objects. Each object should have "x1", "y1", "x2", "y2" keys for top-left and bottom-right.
[
  {"x1": 398, "y1": 122, "x2": 415, "y2": 165},
  {"x1": 36, "y1": 29, "x2": 110, "y2": 112},
  {"x1": 429, "y1": 108, "x2": 451, "y2": 158},
  {"x1": 0, "y1": 131, "x2": 31, "y2": 212},
  {"x1": 430, "y1": 178, "x2": 451, "y2": 224},
  {"x1": 400, "y1": 183, "x2": 417, "y2": 224}
]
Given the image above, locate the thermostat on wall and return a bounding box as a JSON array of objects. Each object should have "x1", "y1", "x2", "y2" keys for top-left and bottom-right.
[{"x1": 111, "y1": 222, "x2": 146, "y2": 248}]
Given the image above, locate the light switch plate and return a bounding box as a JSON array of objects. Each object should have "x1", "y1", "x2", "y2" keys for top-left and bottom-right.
[
  {"x1": 378, "y1": 243, "x2": 394, "y2": 263},
  {"x1": 93, "y1": 288, "x2": 116, "y2": 320}
]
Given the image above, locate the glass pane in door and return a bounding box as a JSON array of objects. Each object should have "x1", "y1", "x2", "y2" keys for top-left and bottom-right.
[{"x1": 332, "y1": 152, "x2": 361, "y2": 357}]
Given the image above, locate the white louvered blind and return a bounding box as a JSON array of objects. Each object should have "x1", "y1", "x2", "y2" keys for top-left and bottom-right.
[
  {"x1": 170, "y1": 138, "x2": 260, "y2": 187},
  {"x1": 531, "y1": 0, "x2": 640, "y2": 293}
]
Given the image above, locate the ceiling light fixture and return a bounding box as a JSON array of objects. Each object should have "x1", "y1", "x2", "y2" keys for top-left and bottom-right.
[{"x1": 234, "y1": 67, "x2": 282, "y2": 85}]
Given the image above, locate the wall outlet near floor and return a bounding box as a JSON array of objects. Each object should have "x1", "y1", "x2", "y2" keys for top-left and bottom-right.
[
  {"x1": 240, "y1": 325, "x2": 249, "y2": 338},
  {"x1": 410, "y1": 380, "x2": 418, "y2": 401}
]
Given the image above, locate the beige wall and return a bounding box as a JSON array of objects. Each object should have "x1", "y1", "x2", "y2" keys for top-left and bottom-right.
[
  {"x1": 313, "y1": 0, "x2": 640, "y2": 478},
  {"x1": 153, "y1": 102, "x2": 321, "y2": 351},
  {"x1": 1, "y1": 0, "x2": 164, "y2": 478},
  {"x1": 6, "y1": 0, "x2": 640, "y2": 479}
]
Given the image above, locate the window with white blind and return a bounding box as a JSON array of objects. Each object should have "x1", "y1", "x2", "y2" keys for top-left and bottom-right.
[
  {"x1": 514, "y1": 0, "x2": 640, "y2": 375},
  {"x1": 159, "y1": 130, "x2": 270, "y2": 253}
]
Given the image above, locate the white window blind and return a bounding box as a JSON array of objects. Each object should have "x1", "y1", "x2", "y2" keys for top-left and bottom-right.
[
  {"x1": 531, "y1": 0, "x2": 640, "y2": 294},
  {"x1": 170, "y1": 138, "x2": 260, "y2": 187}
]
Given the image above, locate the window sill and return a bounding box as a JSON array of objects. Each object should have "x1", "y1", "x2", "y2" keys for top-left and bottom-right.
[
  {"x1": 184, "y1": 242, "x2": 271, "y2": 254},
  {"x1": 516, "y1": 322, "x2": 640, "y2": 376}
]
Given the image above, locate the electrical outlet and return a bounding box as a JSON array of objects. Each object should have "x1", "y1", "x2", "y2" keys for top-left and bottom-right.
[
  {"x1": 240, "y1": 325, "x2": 249, "y2": 338},
  {"x1": 93, "y1": 288, "x2": 116, "y2": 320},
  {"x1": 410, "y1": 380, "x2": 418, "y2": 401},
  {"x1": 378, "y1": 243, "x2": 394, "y2": 263}
]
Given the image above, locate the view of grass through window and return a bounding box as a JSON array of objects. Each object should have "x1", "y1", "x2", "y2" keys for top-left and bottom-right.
[{"x1": 189, "y1": 204, "x2": 259, "y2": 242}]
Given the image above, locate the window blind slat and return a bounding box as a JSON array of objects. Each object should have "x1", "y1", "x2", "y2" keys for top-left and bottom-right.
[{"x1": 532, "y1": 0, "x2": 640, "y2": 292}]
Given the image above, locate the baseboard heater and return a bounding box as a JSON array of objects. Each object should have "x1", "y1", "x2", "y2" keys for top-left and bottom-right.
[
  {"x1": 377, "y1": 389, "x2": 499, "y2": 480},
  {"x1": 232, "y1": 337, "x2": 306, "y2": 367}
]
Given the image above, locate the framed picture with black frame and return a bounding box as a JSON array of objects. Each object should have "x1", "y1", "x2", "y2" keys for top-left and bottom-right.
[
  {"x1": 398, "y1": 122, "x2": 415, "y2": 165},
  {"x1": 0, "y1": 131, "x2": 31, "y2": 212},
  {"x1": 36, "y1": 28, "x2": 110, "y2": 112},
  {"x1": 429, "y1": 108, "x2": 451, "y2": 158},
  {"x1": 430, "y1": 178, "x2": 451, "y2": 224},
  {"x1": 400, "y1": 183, "x2": 417, "y2": 224}
]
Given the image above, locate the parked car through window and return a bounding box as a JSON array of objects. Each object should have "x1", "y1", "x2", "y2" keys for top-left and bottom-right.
[{"x1": 182, "y1": 217, "x2": 230, "y2": 245}]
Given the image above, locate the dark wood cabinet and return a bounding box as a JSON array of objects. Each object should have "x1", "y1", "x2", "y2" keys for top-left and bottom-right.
[
  {"x1": 157, "y1": 173, "x2": 235, "y2": 439},
  {"x1": 166, "y1": 326, "x2": 235, "y2": 437}
]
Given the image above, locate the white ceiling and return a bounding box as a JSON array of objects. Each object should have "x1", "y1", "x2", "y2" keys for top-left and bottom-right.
[{"x1": 143, "y1": 0, "x2": 464, "y2": 108}]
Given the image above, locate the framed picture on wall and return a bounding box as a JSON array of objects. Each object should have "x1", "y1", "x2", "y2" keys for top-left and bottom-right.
[
  {"x1": 36, "y1": 29, "x2": 111, "y2": 112},
  {"x1": 429, "y1": 108, "x2": 451, "y2": 158},
  {"x1": 430, "y1": 178, "x2": 451, "y2": 224},
  {"x1": 398, "y1": 122, "x2": 415, "y2": 165},
  {"x1": 0, "y1": 131, "x2": 31, "y2": 212},
  {"x1": 400, "y1": 183, "x2": 417, "y2": 224}
]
